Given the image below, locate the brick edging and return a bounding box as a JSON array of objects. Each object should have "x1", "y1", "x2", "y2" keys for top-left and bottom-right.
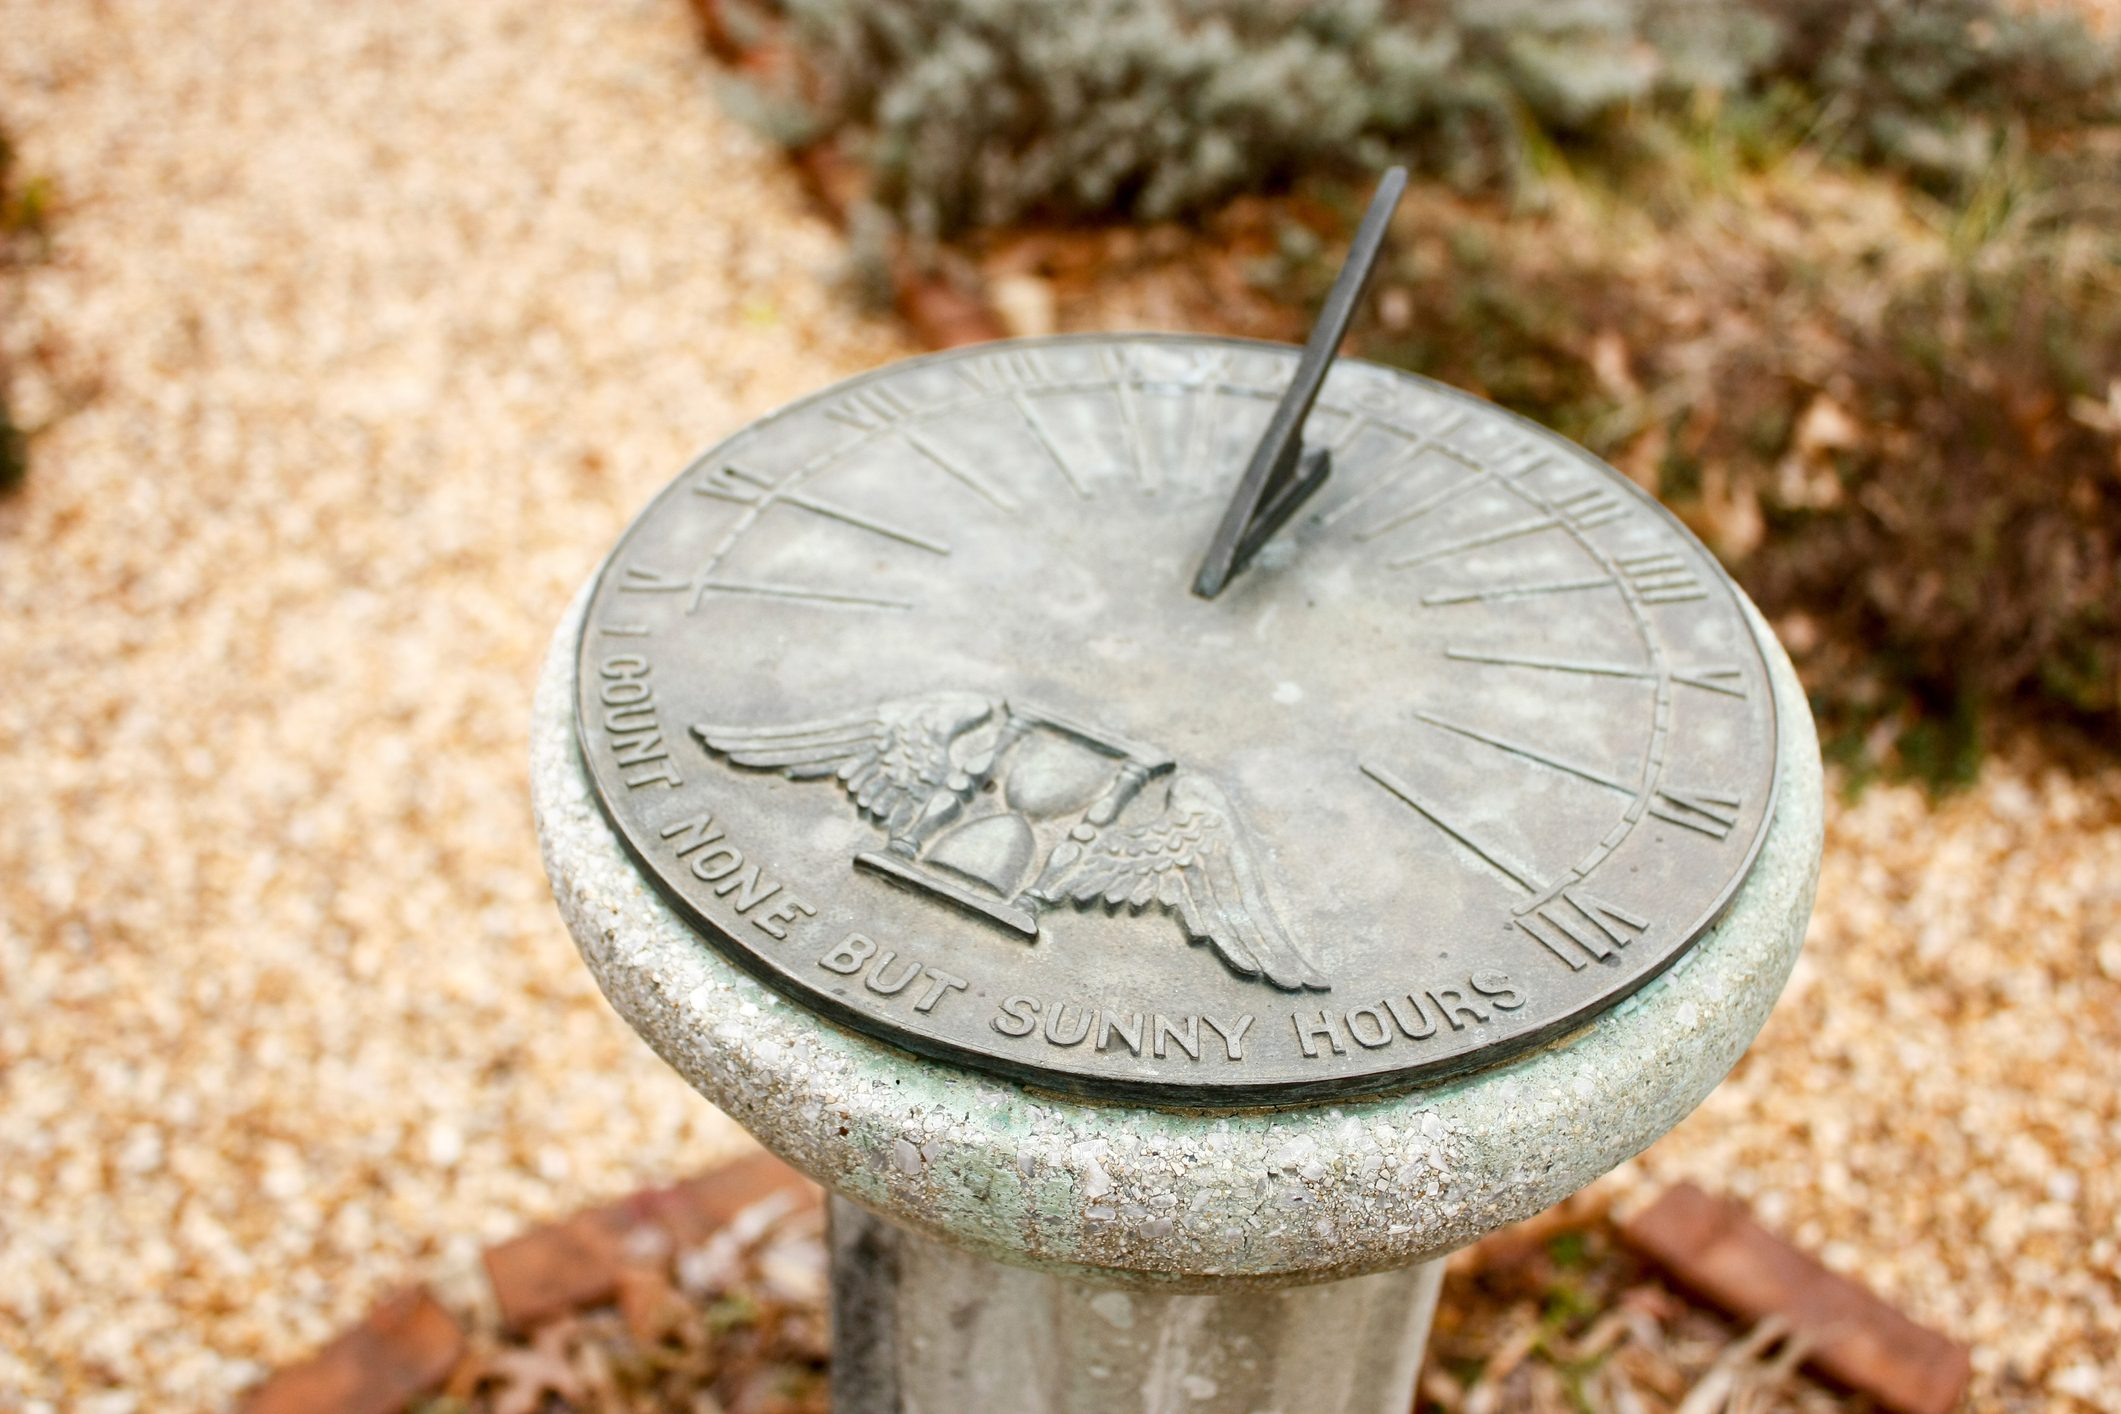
[{"x1": 240, "y1": 1151, "x2": 816, "y2": 1414}]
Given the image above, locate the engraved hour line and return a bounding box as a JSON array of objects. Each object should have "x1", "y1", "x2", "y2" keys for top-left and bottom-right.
[
  {"x1": 1356, "y1": 434, "x2": 1547, "y2": 541},
  {"x1": 902, "y1": 426, "x2": 1019, "y2": 514},
  {"x1": 1444, "y1": 425, "x2": 1547, "y2": 474},
  {"x1": 1176, "y1": 351, "x2": 1229, "y2": 491},
  {"x1": 1353, "y1": 467, "x2": 1477, "y2": 542},
  {"x1": 820, "y1": 381, "x2": 1020, "y2": 514},
  {"x1": 1282, "y1": 396, "x2": 1379, "y2": 490},
  {"x1": 1360, "y1": 763, "x2": 1541, "y2": 895},
  {"x1": 1649, "y1": 787, "x2": 1744, "y2": 840},
  {"x1": 1180, "y1": 383, "x2": 1212, "y2": 491},
  {"x1": 618, "y1": 565, "x2": 913, "y2": 613},
  {"x1": 1553, "y1": 485, "x2": 1627, "y2": 529},
  {"x1": 1358, "y1": 437, "x2": 1564, "y2": 545},
  {"x1": 1014, "y1": 394, "x2": 1090, "y2": 499},
  {"x1": 1421, "y1": 575, "x2": 1609, "y2": 607},
  {"x1": 1390, "y1": 514, "x2": 1564, "y2": 569},
  {"x1": 1314, "y1": 422, "x2": 1442, "y2": 530},
  {"x1": 1414, "y1": 711, "x2": 1635, "y2": 795},
  {"x1": 1674, "y1": 664, "x2": 1749, "y2": 698},
  {"x1": 1516, "y1": 890, "x2": 1650, "y2": 971},
  {"x1": 1444, "y1": 647, "x2": 1652, "y2": 681},
  {"x1": 1617, "y1": 550, "x2": 1707, "y2": 604},
  {"x1": 1096, "y1": 344, "x2": 1153, "y2": 492},
  {"x1": 1328, "y1": 411, "x2": 1377, "y2": 456},
  {"x1": 1451, "y1": 654, "x2": 1749, "y2": 702},
  {"x1": 1436, "y1": 438, "x2": 1549, "y2": 482},
  {"x1": 695, "y1": 465, "x2": 951, "y2": 555},
  {"x1": 600, "y1": 623, "x2": 652, "y2": 637},
  {"x1": 1323, "y1": 409, "x2": 1459, "y2": 529},
  {"x1": 952, "y1": 357, "x2": 1091, "y2": 500}
]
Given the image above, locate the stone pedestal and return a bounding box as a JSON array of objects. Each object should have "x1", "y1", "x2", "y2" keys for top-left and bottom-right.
[
  {"x1": 827, "y1": 1195, "x2": 1443, "y2": 1414},
  {"x1": 532, "y1": 583, "x2": 1823, "y2": 1411}
]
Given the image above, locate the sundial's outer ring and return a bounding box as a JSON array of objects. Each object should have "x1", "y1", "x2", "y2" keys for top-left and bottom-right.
[
  {"x1": 571, "y1": 335, "x2": 1780, "y2": 1106},
  {"x1": 535, "y1": 580, "x2": 1823, "y2": 1285}
]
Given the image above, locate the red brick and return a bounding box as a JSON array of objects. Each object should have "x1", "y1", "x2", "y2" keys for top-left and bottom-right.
[
  {"x1": 484, "y1": 1204, "x2": 630, "y2": 1333},
  {"x1": 1621, "y1": 1183, "x2": 1972, "y2": 1414},
  {"x1": 485, "y1": 1149, "x2": 817, "y2": 1331},
  {"x1": 240, "y1": 1286, "x2": 463, "y2": 1414},
  {"x1": 670, "y1": 1149, "x2": 818, "y2": 1235}
]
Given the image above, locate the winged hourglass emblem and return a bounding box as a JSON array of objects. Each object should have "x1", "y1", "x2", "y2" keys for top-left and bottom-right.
[{"x1": 693, "y1": 693, "x2": 1328, "y2": 992}]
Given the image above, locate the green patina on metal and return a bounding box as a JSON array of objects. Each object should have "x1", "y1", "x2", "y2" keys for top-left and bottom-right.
[{"x1": 533, "y1": 582, "x2": 1821, "y2": 1288}]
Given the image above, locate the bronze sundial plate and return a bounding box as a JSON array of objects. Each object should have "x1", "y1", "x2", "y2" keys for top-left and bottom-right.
[{"x1": 573, "y1": 335, "x2": 1779, "y2": 1106}]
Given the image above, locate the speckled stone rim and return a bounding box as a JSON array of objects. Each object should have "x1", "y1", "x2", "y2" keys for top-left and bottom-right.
[{"x1": 533, "y1": 580, "x2": 1823, "y2": 1291}]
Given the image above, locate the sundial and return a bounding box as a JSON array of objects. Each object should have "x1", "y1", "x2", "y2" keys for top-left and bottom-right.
[{"x1": 571, "y1": 174, "x2": 1778, "y2": 1106}]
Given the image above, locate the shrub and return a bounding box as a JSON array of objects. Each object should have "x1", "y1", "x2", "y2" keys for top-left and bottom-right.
[
  {"x1": 0, "y1": 124, "x2": 54, "y2": 496},
  {"x1": 1310, "y1": 167, "x2": 2121, "y2": 773},
  {"x1": 733, "y1": 0, "x2": 2116, "y2": 235}
]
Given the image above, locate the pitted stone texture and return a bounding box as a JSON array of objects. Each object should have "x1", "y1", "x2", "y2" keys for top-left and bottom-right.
[{"x1": 533, "y1": 582, "x2": 1822, "y2": 1290}]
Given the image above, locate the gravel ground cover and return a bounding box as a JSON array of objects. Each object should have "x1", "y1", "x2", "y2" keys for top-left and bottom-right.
[
  {"x1": 0, "y1": 1, "x2": 905, "y2": 1405},
  {"x1": 0, "y1": 2, "x2": 2115, "y2": 1410}
]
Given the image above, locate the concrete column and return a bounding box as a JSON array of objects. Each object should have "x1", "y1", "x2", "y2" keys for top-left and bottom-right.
[{"x1": 828, "y1": 1197, "x2": 1443, "y2": 1414}]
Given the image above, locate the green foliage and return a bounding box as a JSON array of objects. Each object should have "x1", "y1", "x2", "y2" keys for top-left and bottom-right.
[
  {"x1": 1281, "y1": 162, "x2": 2121, "y2": 777},
  {"x1": 0, "y1": 123, "x2": 51, "y2": 497},
  {"x1": 1767, "y1": 0, "x2": 2119, "y2": 186},
  {"x1": 736, "y1": 0, "x2": 2118, "y2": 235},
  {"x1": 1755, "y1": 228, "x2": 2121, "y2": 764},
  {"x1": 0, "y1": 395, "x2": 22, "y2": 496}
]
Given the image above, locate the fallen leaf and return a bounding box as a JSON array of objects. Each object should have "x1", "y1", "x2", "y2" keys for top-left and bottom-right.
[{"x1": 488, "y1": 1320, "x2": 585, "y2": 1414}]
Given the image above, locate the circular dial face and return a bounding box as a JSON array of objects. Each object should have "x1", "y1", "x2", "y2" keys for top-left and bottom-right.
[{"x1": 575, "y1": 335, "x2": 1778, "y2": 1105}]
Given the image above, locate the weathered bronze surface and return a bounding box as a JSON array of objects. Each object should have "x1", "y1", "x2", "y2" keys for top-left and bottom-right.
[{"x1": 573, "y1": 335, "x2": 1779, "y2": 1103}]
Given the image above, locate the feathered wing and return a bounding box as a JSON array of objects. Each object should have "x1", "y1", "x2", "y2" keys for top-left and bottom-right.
[
  {"x1": 1029, "y1": 775, "x2": 1328, "y2": 992},
  {"x1": 694, "y1": 692, "x2": 999, "y2": 839}
]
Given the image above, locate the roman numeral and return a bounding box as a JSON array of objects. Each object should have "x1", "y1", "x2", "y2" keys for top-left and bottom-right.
[
  {"x1": 1650, "y1": 787, "x2": 1743, "y2": 840},
  {"x1": 620, "y1": 564, "x2": 690, "y2": 593},
  {"x1": 1618, "y1": 551, "x2": 1707, "y2": 604},
  {"x1": 1361, "y1": 763, "x2": 1542, "y2": 895},
  {"x1": 1515, "y1": 890, "x2": 1649, "y2": 971},
  {"x1": 620, "y1": 561, "x2": 911, "y2": 612},
  {"x1": 1554, "y1": 485, "x2": 1627, "y2": 530},
  {"x1": 695, "y1": 465, "x2": 951, "y2": 554},
  {"x1": 954, "y1": 349, "x2": 1054, "y2": 394},
  {"x1": 824, "y1": 384, "x2": 918, "y2": 432}
]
